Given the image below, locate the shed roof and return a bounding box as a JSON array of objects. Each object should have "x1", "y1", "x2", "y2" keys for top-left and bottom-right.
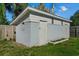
[{"x1": 10, "y1": 7, "x2": 72, "y2": 25}]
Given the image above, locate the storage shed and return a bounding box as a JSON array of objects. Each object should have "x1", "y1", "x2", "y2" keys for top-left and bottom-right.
[{"x1": 10, "y1": 7, "x2": 71, "y2": 47}]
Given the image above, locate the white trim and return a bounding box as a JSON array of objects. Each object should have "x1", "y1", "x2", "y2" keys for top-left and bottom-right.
[
  {"x1": 49, "y1": 38, "x2": 69, "y2": 44},
  {"x1": 10, "y1": 7, "x2": 72, "y2": 25}
]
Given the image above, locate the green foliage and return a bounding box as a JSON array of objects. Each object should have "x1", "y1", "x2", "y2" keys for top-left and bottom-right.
[
  {"x1": 0, "y1": 4, "x2": 9, "y2": 25},
  {"x1": 70, "y1": 10, "x2": 79, "y2": 26},
  {"x1": 14, "y1": 3, "x2": 28, "y2": 19},
  {"x1": 0, "y1": 3, "x2": 28, "y2": 24},
  {"x1": 4, "y1": 3, "x2": 28, "y2": 22},
  {"x1": 0, "y1": 37, "x2": 79, "y2": 55}
]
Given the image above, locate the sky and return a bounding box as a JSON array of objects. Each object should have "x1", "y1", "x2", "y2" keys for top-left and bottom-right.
[
  {"x1": 6, "y1": 10, "x2": 13, "y2": 21},
  {"x1": 54, "y1": 3, "x2": 79, "y2": 20},
  {"x1": 6, "y1": 3, "x2": 79, "y2": 21}
]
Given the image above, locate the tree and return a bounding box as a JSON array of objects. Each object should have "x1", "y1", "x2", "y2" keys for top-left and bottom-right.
[
  {"x1": 5, "y1": 3, "x2": 28, "y2": 22},
  {"x1": 13, "y1": 3, "x2": 28, "y2": 19},
  {"x1": 38, "y1": 3, "x2": 50, "y2": 13},
  {"x1": 38, "y1": 3, "x2": 45, "y2": 10},
  {"x1": 0, "y1": 4, "x2": 9, "y2": 25},
  {"x1": 70, "y1": 10, "x2": 79, "y2": 26}
]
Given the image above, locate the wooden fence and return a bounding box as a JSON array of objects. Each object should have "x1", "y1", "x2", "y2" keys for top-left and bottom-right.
[
  {"x1": 0, "y1": 25, "x2": 16, "y2": 41},
  {"x1": 70, "y1": 26, "x2": 79, "y2": 37}
]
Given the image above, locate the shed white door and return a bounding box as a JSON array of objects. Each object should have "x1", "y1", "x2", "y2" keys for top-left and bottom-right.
[{"x1": 39, "y1": 21, "x2": 47, "y2": 45}]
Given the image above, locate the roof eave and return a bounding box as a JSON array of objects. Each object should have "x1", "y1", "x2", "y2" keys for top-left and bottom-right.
[
  {"x1": 10, "y1": 7, "x2": 30, "y2": 25},
  {"x1": 10, "y1": 7, "x2": 72, "y2": 25}
]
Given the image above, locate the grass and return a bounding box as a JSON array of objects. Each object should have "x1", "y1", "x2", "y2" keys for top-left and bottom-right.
[{"x1": 0, "y1": 37, "x2": 79, "y2": 56}]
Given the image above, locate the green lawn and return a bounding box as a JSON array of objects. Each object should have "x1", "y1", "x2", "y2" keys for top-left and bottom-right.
[{"x1": 0, "y1": 37, "x2": 79, "y2": 56}]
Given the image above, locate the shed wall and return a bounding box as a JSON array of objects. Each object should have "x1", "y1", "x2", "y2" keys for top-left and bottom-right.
[
  {"x1": 30, "y1": 22, "x2": 39, "y2": 46},
  {"x1": 53, "y1": 19, "x2": 62, "y2": 25},
  {"x1": 63, "y1": 22, "x2": 70, "y2": 26},
  {"x1": 16, "y1": 21, "x2": 31, "y2": 46},
  {"x1": 29, "y1": 14, "x2": 50, "y2": 46},
  {"x1": 16, "y1": 13, "x2": 70, "y2": 47},
  {"x1": 47, "y1": 24, "x2": 70, "y2": 41},
  {"x1": 30, "y1": 14, "x2": 52, "y2": 23}
]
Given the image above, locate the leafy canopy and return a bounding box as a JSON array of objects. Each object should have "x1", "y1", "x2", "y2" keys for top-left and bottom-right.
[{"x1": 70, "y1": 10, "x2": 79, "y2": 26}]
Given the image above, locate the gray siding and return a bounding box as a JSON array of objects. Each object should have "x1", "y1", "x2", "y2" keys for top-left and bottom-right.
[
  {"x1": 47, "y1": 24, "x2": 70, "y2": 41},
  {"x1": 29, "y1": 14, "x2": 52, "y2": 23},
  {"x1": 16, "y1": 14, "x2": 70, "y2": 47},
  {"x1": 30, "y1": 22, "x2": 39, "y2": 46},
  {"x1": 16, "y1": 21, "x2": 31, "y2": 46}
]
